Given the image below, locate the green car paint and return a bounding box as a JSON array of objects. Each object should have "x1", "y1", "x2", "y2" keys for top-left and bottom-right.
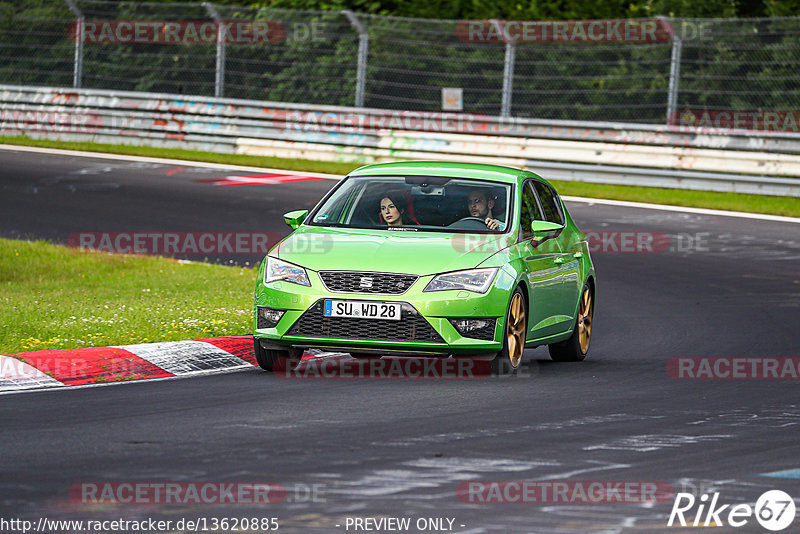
[{"x1": 254, "y1": 161, "x2": 595, "y2": 365}]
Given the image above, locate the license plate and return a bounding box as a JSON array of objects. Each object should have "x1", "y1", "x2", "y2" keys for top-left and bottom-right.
[{"x1": 323, "y1": 300, "x2": 402, "y2": 321}]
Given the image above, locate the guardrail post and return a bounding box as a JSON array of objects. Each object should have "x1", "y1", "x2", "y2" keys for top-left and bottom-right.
[
  {"x1": 203, "y1": 2, "x2": 226, "y2": 98},
  {"x1": 491, "y1": 20, "x2": 515, "y2": 118},
  {"x1": 63, "y1": 0, "x2": 83, "y2": 88},
  {"x1": 342, "y1": 10, "x2": 368, "y2": 108},
  {"x1": 664, "y1": 17, "x2": 682, "y2": 125}
]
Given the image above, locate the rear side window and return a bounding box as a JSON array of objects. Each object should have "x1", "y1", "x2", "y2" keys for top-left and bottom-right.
[{"x1": 533, "y1": 182, "x2": 563, "y2": 225}]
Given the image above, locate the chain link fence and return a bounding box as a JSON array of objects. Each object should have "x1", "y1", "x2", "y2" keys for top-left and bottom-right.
[{"x1": 1, "y1": 0, "x2": 800, "y2": 125}]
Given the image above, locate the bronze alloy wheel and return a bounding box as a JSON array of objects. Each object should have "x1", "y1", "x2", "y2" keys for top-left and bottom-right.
[
  {"x1": 548, "y1": 281, "x2": 594, "y2": 362},
  {"x1": 577, "y1": 285, "x2": 593, "y2": 354},
  {"x1": 506, "y1": 291, "x2": 527, "y2": 368}
]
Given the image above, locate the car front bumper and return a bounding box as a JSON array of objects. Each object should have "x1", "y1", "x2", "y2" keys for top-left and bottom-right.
[{"x1": 253, "y1": 267, "x2": 517, "y2": 356}]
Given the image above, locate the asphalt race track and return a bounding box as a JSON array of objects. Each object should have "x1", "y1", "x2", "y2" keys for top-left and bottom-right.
[{"x1": 2, "y1": 147, "x2": 800, "y2": 533}]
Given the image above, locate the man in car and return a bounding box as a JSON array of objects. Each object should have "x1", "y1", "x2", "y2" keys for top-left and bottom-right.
[{"x1": 467, "y1": 188, "x2": 505, "y2": 231}]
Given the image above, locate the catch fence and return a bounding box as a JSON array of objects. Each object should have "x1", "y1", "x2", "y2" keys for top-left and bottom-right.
[{"x1": 2, "y1": 1, "x2": 800, "y2": 125}]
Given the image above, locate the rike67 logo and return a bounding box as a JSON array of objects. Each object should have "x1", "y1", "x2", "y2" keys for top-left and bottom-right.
[{"x1": 668, "y1": 490, "x2": 796, "y2": 531}]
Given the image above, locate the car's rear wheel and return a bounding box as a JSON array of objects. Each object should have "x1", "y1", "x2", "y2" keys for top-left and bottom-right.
[
  {"x1": 491, "y1": 287, "x2": 527, "y2": 375},
  {"x1": 253, "y1": 338, "x2": 302, "y2": 372},
  {"x1": 548, "y1": 282, "x2": 593, "y2": 362}
]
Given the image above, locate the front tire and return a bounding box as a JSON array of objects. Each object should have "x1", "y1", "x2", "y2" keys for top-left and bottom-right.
[
  {"x1": 548, "y1": 283, "x2": 593, "y2": 362},
  {"x1": 491, "y1": 288, "x2": 527, "y2": 375},
  {"x1": 253, "y1": 339, "x2": 301, "y2": 372}
]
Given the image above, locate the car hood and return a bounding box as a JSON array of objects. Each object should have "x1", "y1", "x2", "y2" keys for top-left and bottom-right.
[{"x1": 272, "y1": 226, "x2": 514, "y2": 276}]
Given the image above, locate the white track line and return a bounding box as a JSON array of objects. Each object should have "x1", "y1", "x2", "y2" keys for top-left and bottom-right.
[
  {"x1": 0, "y1": 144, "x2": 343, "y2": 179},
  {"x1": 1, "y1": 144, "x2": 797, "y2": 223},
  {"x1": 562, "y1": 195, "x2": 800, "y2": 224}
]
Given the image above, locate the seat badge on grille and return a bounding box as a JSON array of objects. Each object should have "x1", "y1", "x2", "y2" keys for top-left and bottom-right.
[{"x1": 359, "y1": 276, "x2": 373, "y2": 289}]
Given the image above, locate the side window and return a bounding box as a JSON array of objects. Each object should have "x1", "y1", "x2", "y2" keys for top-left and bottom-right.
[
  {"x1": 520, "y1": 182, "x2": 543, "y2": 239},
  {"x1": 533, "y1": 182, "x2": 564, "y2": 225}
]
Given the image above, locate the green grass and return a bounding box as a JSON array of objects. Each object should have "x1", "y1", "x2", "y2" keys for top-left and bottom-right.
[
  {"x1": 0, "y1": 238, "x2": 256, "y2": 355},
  {"x1": 1, "y1": 135, "x2": 798, "y2": 216}
]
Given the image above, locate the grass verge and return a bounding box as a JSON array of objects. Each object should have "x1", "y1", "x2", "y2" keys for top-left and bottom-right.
[
  {"x1": 1, "y1": 135, "x2": 798, "y2": 217},
  {"x1": 0, "y1": 238, "x2": 255, "y2": 355}
]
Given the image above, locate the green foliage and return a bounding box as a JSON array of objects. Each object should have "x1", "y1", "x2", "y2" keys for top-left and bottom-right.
[
  {"x1": 1, "y1": 0, "x2": 784, "y2": 23},
  {"x1": 1, "y1": 1, "x2": 799, "y2": 121}
]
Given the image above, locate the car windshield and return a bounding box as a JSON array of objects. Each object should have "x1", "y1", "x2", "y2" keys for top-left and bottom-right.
[{"x1": 308, "y1": 175, "x2": 513, "y2": 234}]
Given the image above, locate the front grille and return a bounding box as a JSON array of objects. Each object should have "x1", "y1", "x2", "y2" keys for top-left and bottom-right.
[
  {"x1": 288, "y1": 300, "x2": 444, "y2": 343},
  {"x1": 319, "y1": 271, "x2": 418, "y2": 295}
]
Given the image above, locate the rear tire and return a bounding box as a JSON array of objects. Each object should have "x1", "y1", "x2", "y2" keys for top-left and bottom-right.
[
  {"x1": 253, "y1": 338, "x2": 302, "y2": 372},
  {"x1": 548, "y1": 282, "x2": 593, "y2": 362},
  {"x1": 491, "y1": 287, "x2": 527, "y2": 375}
]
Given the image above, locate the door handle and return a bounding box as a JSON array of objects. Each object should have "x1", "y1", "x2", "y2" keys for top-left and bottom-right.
[
  {"x1": 573, "y1": 252, "x2": 583, "y2": 259},
  {"x1": 554, "y1": 257, "x2": 565, "y2": 264}
]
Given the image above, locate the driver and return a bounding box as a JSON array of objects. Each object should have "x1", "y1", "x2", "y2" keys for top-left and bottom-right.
[{"x1": 467, "y1": 188, "x2": 504, "y2": 231}]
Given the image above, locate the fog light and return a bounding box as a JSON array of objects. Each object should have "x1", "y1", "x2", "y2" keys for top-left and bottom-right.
[
  {"x1": 449, "y1": 318, "x2": 496, "y2": 340},
  {"x1": 257, "y1": 306, "x2": 285, "y2": 328}
]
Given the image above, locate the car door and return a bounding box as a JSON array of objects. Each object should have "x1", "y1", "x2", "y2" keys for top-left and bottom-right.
[
  {"x1": 531, "y1": 180, "x2": 581, "y2": 326},
  {"x1": 516, "y1": 180, "x2": 566, "y2": 339}
]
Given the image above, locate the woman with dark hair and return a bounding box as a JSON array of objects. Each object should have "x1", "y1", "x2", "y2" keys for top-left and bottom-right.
[{"x1": 379, "y1": 190, "x2": 408, "y2": 226}]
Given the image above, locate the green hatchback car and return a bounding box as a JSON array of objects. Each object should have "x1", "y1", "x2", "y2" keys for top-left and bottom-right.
[{"x1": 254, "y1": 161, "x2": 595, "y2": 373}]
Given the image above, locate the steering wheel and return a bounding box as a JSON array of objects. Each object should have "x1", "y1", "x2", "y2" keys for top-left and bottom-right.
[{"x1": 447, "y1": 216, "x2": 489, "y2": 230}]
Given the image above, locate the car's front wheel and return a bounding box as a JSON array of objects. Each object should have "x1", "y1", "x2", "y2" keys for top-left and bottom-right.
[
  {"x1": 253, "y1": 338, "x2": 302, "y2": 372},
  {"x1": 548, "y1": 282, "x2": 593, "y2": 362},
  {"x1": 491, "y1": 287, "x2": 527, "y2": 374}
]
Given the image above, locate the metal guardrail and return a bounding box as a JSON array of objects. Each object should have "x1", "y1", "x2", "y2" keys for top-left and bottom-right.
[{"x1": 1, "y1": 85, "x2": 799, "y2": 196}]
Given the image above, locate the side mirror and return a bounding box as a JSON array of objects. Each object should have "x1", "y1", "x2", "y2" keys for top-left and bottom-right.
[
  {"x1": 531, "y1": 220, "x2": 563, "y2": 233},
  {"x1": 283, "y1": 209, "x2": 308, "y2": 230}
]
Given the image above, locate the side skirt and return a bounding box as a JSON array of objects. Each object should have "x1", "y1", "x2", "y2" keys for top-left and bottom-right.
[{"x1": 526, "y1": 328, "x2": 574, "y2": 348}]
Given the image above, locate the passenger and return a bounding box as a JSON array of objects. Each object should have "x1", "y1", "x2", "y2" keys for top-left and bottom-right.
[
  {"x1": 380, "y1": 191, "x2": 408, "y2": 226},
  {"x1": 467, "y1": 188, "x2": 504, "y2": 231}
]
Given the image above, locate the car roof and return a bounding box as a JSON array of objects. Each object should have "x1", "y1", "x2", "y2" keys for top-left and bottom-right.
[{"x1": 347, "y1": 161, "x2": 541, "y2": 185}]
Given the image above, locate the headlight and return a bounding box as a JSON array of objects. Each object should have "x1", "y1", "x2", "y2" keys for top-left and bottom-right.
[
  {"x1": 265, "y1": 257, "x2": 311, "y2": 287},
  {"x1": 424, "y1": 268, "x2": 498, "y2": 294}
]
